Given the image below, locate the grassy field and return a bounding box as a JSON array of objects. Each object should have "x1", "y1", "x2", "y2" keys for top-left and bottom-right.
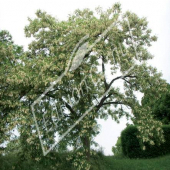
[
  {"x1": 1, "y1": 153, "x2": 170, "y2": 170},
  {"x1": 91, "y1": 154, "x2": 170, "y2": 170}
]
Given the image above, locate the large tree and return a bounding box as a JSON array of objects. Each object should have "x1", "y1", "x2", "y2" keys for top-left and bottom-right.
[{"x1": 1, "y1": 3, "x2": 168, "y2": 169}]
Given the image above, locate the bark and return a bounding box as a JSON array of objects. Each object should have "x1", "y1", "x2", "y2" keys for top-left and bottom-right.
[{"x1": 82, "y1": 135, "x2": 91, "y2": 161}]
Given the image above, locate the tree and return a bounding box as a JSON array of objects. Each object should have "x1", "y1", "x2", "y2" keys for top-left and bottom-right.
[
  {"x1": 0, "y1": 30, "x2": 23, "y2": 152},
  {"x1": 112, "y1": 136, "x2": 122, "y2": 156},
  {"x1": 142, "y1": 83, "x2": 170, "y2": 124},
  {"x1": 1, "y1": 3, "x2": 168, "y2": 169}
]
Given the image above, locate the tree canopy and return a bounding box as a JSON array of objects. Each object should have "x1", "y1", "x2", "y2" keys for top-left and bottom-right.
[
  {"x1": 0, "y1": 3, "x2": 168, "y2": 169},
  {"x1": 0, "y1": 30, "x2": 23, "y2": 147}
]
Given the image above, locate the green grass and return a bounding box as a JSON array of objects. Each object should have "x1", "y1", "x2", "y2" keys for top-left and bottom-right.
[
  {"x1": 92, "y1": 154, "x2": 170, "y2": 170},
  {"x1": 1, "y1": 153, "x2": 170, "y2": 170}
]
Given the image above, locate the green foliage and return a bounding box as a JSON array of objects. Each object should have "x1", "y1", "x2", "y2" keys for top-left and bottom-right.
[
  {"x1": 0, "y1": 29, "x2": 23, "y2": 148},
  {"x1": 1, "y1": 153, "x2": 170, "y2": 170},
  {"x1": 95, "y1": 147, "x2": 105, "y2": 158},
  {"x1": 121, "y1": 125, "x2": 170, "y2": 158},
  {"x1": 112, "y1": 136, "x2": 123, "y2": 157},
  {"x1": 5, "y1": 138, "x2": 21, "y2": 155},
  {"x1": 22, "y1": 3, "x2": 167, "y2": 163},
  {"x1": 0, "y1": 151, "x2": 74, "y2": 170},
  {"x1": 0, "y1": 3, "x2": 169, "y2": 169},
  {"x1": 142, "y1": 83, "x2": 170, "y2": 124}
]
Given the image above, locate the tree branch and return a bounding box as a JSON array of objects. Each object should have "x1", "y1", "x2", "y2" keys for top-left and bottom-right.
[
  {"x1": 101, "y1": 55, "x2": 108, "y2": 89},
  {"x1": 107, "y1": 75, "x2": 136, "y2": 92},
  {"x1": 102, "y1": 101, "x2": 125, "y2": 106}
]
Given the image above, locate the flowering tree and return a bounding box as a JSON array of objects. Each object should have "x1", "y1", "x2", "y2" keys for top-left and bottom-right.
[{"x1": 1, "y1": 3, "x2": 168, "y2": 169}]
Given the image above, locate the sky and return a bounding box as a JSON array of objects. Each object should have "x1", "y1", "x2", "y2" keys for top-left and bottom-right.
[{"x1": 0, "y1": 0, "x2": 170, "y2": 155}]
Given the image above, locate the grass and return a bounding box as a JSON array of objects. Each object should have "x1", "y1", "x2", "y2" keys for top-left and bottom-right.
[
  {"x1": 92, "y1": 154, "x2": 170, "y2": 170},
  {"x1": 1, "y1": 153, "x2": 170, "y2": 170}
]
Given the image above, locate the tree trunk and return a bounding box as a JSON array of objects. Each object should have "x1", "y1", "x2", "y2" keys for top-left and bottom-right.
[{"x1": 82, "y1": 135, "x2": 91, "y2": 161}]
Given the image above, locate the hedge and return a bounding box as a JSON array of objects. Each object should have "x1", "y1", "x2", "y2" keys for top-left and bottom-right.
[{"x1": 121, "y1": 125, "x2": 170, "y2": 158}]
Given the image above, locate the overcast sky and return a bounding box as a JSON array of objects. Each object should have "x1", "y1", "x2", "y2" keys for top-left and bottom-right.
[{"x1": 0, "y1": 0, "x2": 170, "y2": 155}]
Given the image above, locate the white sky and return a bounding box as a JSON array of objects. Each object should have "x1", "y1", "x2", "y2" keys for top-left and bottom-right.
[{"x1": 0, "y1": 0, "x2": 170, "y2": 155}]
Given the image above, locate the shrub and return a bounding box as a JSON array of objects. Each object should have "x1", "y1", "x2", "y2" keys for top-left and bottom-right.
[
  {"x1": 121, "y1": 125, "x2": 170, "y2": 158},
  {"x1": 96, "y1": 147, "x2": 105, "y2": 158}
]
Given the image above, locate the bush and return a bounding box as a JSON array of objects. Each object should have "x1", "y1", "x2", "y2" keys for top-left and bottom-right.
[
  {"x1": 96, "y1": 147, "x2": 105, "y2": 158},
  {"x1": 121, "y1": 125, "x2": 170, "y2": 158}
]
